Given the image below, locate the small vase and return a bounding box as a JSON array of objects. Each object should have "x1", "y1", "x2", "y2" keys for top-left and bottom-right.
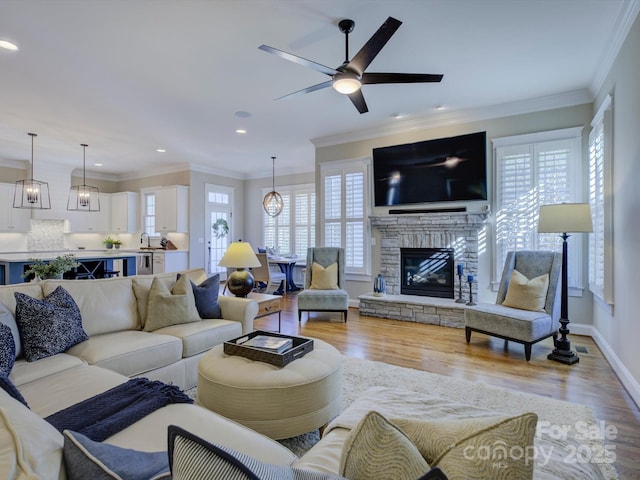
[
  {"x1": 373, "y1": 273, "x2": 386, "y2": 297},
  {"x1": 114, "y1": 244, "x2": 120, "y2": 250},
  {"x1": 105, "y1": 243, "x2": 113, "y2": 249}
]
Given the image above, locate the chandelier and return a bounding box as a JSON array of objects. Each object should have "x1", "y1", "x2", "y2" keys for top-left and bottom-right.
[
  {"x1": 67, "y1": 143, "x2": 100, "y2": 211},
  {"x1": 13, "y1": 133, "x2": 51, "y2": 209},
  {"x1": 262, "y1": 156, "x2": 283, "y2": 217}
]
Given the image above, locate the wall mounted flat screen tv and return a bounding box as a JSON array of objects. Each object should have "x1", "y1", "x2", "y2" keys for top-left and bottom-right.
[{"x1": 372, "y1": 131, "x2": 487, "y2": 207}]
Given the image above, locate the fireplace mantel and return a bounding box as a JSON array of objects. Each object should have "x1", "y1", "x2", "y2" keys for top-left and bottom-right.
[{"x1": 370, "y1": 212, "x2": 488, "y2": 300}]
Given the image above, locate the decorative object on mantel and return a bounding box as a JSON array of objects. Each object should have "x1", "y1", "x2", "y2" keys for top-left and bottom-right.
[
  {"x1": 465, "y1": 274, "x2": 476, "y2": 306},
  {"x1": 218, "y1": 240, "x2": 262, "y2": 297},
  {"x1": 263, "y1": 156, "x2": 283, "y2": 217},
  {"x1": 455, "y1": 264, "x2": 465, "y2": 303},
  {"x1": 373, "y1": 273, "x2": 386, "y2": 297},
  {"x1": 67, "y1": 143, "x2": 100, "y2": 211},
  {"x1": 537, "y1": 202, "x2": 593, "y2": 365},
  {"x1": 13, "y1": 132, "x2": 51, "y2": 210},
  {"x1": 23, "y1": 254, "x2": 80, "y2": 280}
]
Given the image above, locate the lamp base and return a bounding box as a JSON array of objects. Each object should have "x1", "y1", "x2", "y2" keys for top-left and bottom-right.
[
  {"x1": 227, "y1": 269, "x2": 255, "y2": 297},
  {"x1": 547, "y1": 349, "x2": 580, "y2": 365}
]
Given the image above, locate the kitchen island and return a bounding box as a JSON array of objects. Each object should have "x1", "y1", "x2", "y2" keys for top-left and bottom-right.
[{"x1": 0, "y1": 251, "x2": 139, "y2": 285}]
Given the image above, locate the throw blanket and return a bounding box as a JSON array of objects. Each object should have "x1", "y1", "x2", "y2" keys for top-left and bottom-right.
[{"x1": 46, "y1": 378, "x2": 193, "y2": 442}]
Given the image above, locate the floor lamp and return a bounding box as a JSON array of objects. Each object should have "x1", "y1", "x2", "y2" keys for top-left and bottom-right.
[{"x1": 537, "y1": 203, "x2": 593, "y2": 365}]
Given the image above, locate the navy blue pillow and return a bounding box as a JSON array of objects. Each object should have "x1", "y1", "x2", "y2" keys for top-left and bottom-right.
[
  {"x1": 0, "y1": 323, "x2": 15, "y2": 374},
  {"x1": 0, "y1": 371, "x2": 28, "y2": 407},
  {"x1": 188, "y1": 274, "x2": 222, "y2": 319}
]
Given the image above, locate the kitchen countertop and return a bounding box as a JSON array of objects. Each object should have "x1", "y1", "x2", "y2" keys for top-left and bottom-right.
[{"x1": 0, "y1": 250, "x2": 140, "y2": 262}]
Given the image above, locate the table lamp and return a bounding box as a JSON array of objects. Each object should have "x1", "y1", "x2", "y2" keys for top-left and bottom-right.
[
  {"x1": 218, "y1": 241, "x2": 261, "y2": 297},
  {"x1": 537, "y1": 203, "x2": 593, "y2": 365}
]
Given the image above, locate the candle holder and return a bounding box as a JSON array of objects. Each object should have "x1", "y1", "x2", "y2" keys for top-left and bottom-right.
[
  {"x1": 466, "y1": 280, "x2": 476, "y2": 306},
  {"x1": 455, "y1": 273, "x2": 465, "y2": 303}
]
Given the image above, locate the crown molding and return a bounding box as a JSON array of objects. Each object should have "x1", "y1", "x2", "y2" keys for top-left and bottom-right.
[
  {"x1": 0, "y1": 158, "x2": 27, "y2": 169},
  {"x1": 114, "y1": 162, "x2": 192, "y2": 182},
  {"x1": 311, "y1": 89, "x2": 593, "y2": 148}
]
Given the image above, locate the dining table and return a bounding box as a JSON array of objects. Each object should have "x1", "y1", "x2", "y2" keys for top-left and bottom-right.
[{"x1": 268, "y1": 256, "x2": 304, "y2": 295}]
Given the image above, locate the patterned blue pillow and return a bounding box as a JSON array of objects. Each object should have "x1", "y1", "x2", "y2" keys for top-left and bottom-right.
[
  {"x1": 14, "y1": 286, "x2": 88, "y2": 362},
  {"x1": 0, "y1": 323, "x2": 15, "y2": 374},
  {"x1": 63, "y1": 430, "x2": 170, "y2": 480},
  {"x1": 168, "y1": 425, "x2": 347, "y2": 480}
]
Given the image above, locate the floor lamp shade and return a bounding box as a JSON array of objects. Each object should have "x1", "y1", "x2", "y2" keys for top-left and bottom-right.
[
  {"x1": 537, "y1": 202, "x2": 593, "y2": 365},
  {"x1": 218, "y1": 241, "x2": 261, "y2": 297}
]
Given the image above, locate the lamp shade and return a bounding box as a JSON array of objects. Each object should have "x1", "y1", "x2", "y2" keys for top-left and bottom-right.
[
  {"x1": 537, "y1": 203, "x2": 593, "y2": 233},
  {"x1": 218, "y1": 241, "x2": 261, "y2": 269}
]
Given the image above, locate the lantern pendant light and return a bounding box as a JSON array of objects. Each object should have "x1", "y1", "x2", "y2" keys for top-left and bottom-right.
[
  {"x1": 67, "y1": 143, "x2": 100, "y2": 211},
  {"x1": 13, "y1": 132, "x2": 51, "y2": 209},
  {"x1": 263, "y1": 156, "x2": 283, "y2": 217}
]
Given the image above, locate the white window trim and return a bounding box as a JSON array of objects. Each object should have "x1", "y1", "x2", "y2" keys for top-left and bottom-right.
[
  {"x1": 140, "y1": 187, "x2": 161, "y2": 239},
  {"x1": 320, "y1": 157, "x2": 372, "y2": 281}
]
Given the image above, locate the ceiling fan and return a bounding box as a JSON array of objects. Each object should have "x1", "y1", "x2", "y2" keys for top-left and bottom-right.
[{"x1": 259, "y1": 17, "x2": 443, "y2": 114}]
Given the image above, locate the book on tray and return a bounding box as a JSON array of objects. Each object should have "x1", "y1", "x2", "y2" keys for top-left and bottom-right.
[{"x1": 240, "y1": 335, "x2": 292, "y2": 353}]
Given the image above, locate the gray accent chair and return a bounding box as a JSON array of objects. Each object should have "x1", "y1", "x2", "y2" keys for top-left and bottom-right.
[
  {"x1": 297, "y1": 247, "x2": 349, "y2": 322},
  {"x1": 464, "y1": 250, "x2": 562, "y2": 361}
]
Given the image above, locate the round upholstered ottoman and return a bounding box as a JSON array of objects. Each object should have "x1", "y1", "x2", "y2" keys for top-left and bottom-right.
[{"x1": 197, "y1": 338, "x2": 342, "y2": 440}]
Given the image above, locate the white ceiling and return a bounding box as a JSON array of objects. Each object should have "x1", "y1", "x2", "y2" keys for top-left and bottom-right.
[{"x1": 0, "y1": 0, "x2": 636, "y2": 181}]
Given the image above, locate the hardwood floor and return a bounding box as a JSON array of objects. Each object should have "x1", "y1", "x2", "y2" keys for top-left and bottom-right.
[{"x1": 253, "y1": 293, "x2": 640, "y2": 480}]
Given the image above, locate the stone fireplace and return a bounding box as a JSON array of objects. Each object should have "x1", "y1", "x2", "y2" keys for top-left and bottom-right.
[
  {"x1": 370, "y1": 212, "x2": 488, "y2": 300},
  {"x1": 401, "y1": 247, "x2": 454, "y2": 298}
]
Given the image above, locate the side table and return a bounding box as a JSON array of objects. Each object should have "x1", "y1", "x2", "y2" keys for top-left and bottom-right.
[{"x1": 249, "y1": 292, "x2": 282, "y2": 332}]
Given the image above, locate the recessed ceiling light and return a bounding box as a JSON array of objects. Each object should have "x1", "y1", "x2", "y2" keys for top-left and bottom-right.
[
  {"x1": 0, "y1": 40, "x2": 18, "y2": 51},
  {"x1": 236, "y1": 129, "x2": 247, "y2": 134},
  {"x1": 156, "y1": 148, "x2": 166, "y2": 153},
  {"x1": 435, "y1": 105, "x2": 446, "y2": 111},
  {"x1": 392, "y1": 113, "x2": 405, "y2": 119},
  {"x1": 235, "y1": 111, "x2": 252, "y2": 118},
  {"x1": 94, "y1": 163, "x2": 103, "y2": 167}
]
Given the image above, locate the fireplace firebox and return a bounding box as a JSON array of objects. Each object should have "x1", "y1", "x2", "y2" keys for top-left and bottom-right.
[{"x1": 401, "y1": 248, "x2": 454, "y2": 298}]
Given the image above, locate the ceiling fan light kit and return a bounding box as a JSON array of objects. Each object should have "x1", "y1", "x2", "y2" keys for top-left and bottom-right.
[{"x1": 259, "y1": 16, "x2": 443, "y2": 114}]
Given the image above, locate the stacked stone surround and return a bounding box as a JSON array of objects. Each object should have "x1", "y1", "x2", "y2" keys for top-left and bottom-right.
[{"x1": 361, "y1": 212, "x2": 488, "y2": 326}]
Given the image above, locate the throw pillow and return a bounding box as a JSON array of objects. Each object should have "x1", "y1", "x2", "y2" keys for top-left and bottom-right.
[
  {"x1": 143, "y1": 275, "x2": 201, "y2": 332},
  {"x1": 0, "y1": 323, "x2": 16, "y2": 374},
  {"x1": 340, "y1": 411, "x2": 430, "y2": 480},
  {"x1": 63, "y1": 430, "x2": 170, "y2": 480},
  {"x1": 168, "y1": 425, "x2": 347, "y2": 480},
  {"x1": 14, "y1": 286, "x2": 88, "y2": 362},
  {"x1": 180, "y1": 273, "x2": 222, "y2": 319},
  {"x1": 310, "y1": 262, "x2": 339, "y2": 290},
  {"x1": 392, "y1": 412, "x2": 538, "y2": 480},
  {"x1": 0, "y1": 301, "x2": 22, "y2": 358},
  {"x1": 0, "y1": 371, "x2": 29, "y2": 407},
  {"x1": 502, "y1": 270, "x2": 549, "y2": 312}
]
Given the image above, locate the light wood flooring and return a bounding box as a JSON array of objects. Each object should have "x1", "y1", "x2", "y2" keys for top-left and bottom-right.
[{"x1": 253, "y1": 293, "x2": 640, "y2": 479}]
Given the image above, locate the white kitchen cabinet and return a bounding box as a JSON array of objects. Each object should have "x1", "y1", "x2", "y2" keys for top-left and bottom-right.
[
  {"x1": 68, "y1": 193, "x2": 111, "y2": 232},
  {"x1": 153, "y1": 251, "x2": 188, "y2": 274},
  {"x1": 0, "y1": 183, "x2": 31, "y2": 232},
  {"x1": 155, "y1": 185, "x2": 189, "y2": 233},
  {"x1": 111, "y1": 191, "x2": 139, "y2": 233}
]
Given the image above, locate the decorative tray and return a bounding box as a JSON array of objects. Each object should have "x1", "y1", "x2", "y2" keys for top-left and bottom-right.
[{"x1": 223, "y1": 330, "x2": 314, "y2": 367}]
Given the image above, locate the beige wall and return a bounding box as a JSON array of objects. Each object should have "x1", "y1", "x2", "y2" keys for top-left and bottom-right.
[
  {"x1": 70, "y1": 175, "x2": 120, "y2": 194},
  {"x1": 0, "y1": 165, "x2": 26, "y2": 183},
  {"x1": 117, "y1": 171, "x2": 190, "y2": 191},
  {"x1": 591, "y1": 14, "x2": 640, "y2": 398}
]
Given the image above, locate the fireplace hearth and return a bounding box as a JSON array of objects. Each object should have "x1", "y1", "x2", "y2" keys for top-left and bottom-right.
[{"x1": 401, "y1": 248, "x2": 454, "y2": 298}]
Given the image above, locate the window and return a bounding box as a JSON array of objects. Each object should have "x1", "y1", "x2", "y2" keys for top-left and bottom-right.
[
  {"x1": 320, "y1": 159, "x2": 370, "y2": 277},
  {"x1": 263, "y1": 184, "x2": 315, "y2": 257},
  {"x1": 588, "y1": 95, "x2": 614, "y2": 305},
  {"x1": 493, "y1": 127, "x2": 584, "y2": 290},
  {"x1": 143, "y1": 193, "x2": 158, "y2": 237}
]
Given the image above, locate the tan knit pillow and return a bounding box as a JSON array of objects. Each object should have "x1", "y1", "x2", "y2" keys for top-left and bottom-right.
[
  {"x1": 143, "y1": 274, "x2": 200, "y2": 331},
  {"x1": 340, "y1": 411, "x2": 430, "y2": 480},
  {"x1": 310, "y1": 262, "x2": 339, "y2": 290},
  {"x1": 502, "y1": 270, "x2": 549, "y2": 312}
]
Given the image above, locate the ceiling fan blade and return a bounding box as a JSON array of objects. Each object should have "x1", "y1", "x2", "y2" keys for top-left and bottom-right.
[
  {"x1": 348, "y1": 89, "x2": 369, "y2": 114},
  {"x1": 361, "y1": 72, "x2": 444, "y2": 84},
  {"x1": 259, "y1": 44, "x2": 338, "y2": 76},
  {"x1": 275, "y1": 80, "x2": 333, "y2": 101},
  {"x1": 347, "y1": 17, "x2": 402, "y2": 76}
]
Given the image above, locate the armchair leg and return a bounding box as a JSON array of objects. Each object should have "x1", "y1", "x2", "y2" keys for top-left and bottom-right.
[
  {"x1": 524, "y1": 343, "x2": 532, "y2": 361},
  {"x1": 298, "y1": 310, "x2": 302, "y2": 322},
  {"x1": 343, "y1": 310, "x2": 348, "y2": 322},
  {"x1": 465, "y1": 327, "x2": 472, "y2": 343}
]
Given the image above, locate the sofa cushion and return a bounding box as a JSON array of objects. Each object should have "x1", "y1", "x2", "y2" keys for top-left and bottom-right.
[
  {"x1": 15, "y1": 286, "x2": 88, "y2": 362},
  {"x1": 63, "y1": 430, "x2": 170, "y2": 480},
  {"x1": 188, "y1": 273, "x2": 222, "y2": 319},
  {"x1": 0, "y1": 372, "x2": 28, "y2": 407},
  {"x1": 168, "y1": 425, "x2": 346, "y2": 480},
  {"x1": 0, "y1": 324, "x2": 14, "y2": 374},
  {"x1": 340, "y1": 411, "x2": 429, "y2": 480},
  {"x1": 0, "y1": 389, "x2": 64, "y2": 480},
  {"x1": 0, "y1": 283, "x2": 42, "y2": 317},
  {"x1": 502, "y1": 270, "x2": 549, "y2": 312},
  {"x1": 43, "y1": 278, "x2": 140, "y2": 335},
  {"x1": 10, "y1": 353, "x2": 85, "y2": 387},
  {"x1": 0, "y1": 302, "x2": 21, "y2": 359},
  {"x1": 144, "y1": 275, "x2": 200, "y2": 332},
  {"x1": 310, "y1": 262, "x2": 339, "y2": 290},
  {"x1": 66, "y1": 330, "x2": 182, "y2": 378},
  {"x1": 464, "y1": 303, "x2": 554, "y2": 342},
  {"x1": 153, "y1": 319, "x2": 242, "y2": 357}
]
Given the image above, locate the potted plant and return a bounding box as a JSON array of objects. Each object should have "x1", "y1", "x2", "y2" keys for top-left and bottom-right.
[
  {"x1": 112, "y1": 239, "x2": 123, "y2": 250},
  {"x1": 23, "y1": 254, "x2": 80, "y2": 280},
  {"x1": 103, "y1": 236, "x2": 115, "y2": 249}
]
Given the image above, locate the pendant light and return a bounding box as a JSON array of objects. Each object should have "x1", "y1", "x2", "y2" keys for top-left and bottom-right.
[
  {"x1": 263, "y1": 156, "x2": 283, "y2": 217},
  {"x1": 13, "y1": 133, "x2": 51, "y2": 209},
  {"x1": 67, "y1": 143, "x2": 100, "y2": 211}
]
